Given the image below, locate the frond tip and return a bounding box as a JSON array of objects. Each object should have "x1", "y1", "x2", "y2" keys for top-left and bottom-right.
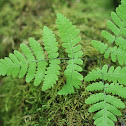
[{"x1": 85, "y1": 64, "x2": 126, "y2": 126}]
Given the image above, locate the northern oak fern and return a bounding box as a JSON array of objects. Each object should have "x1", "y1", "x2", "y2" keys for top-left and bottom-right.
[
  {"x1": 84, "y1": 0, "x2": 126, "y2": 125},
  {"x1": 0, "y1": 14, "x2": 83, "y2": 95},
  {"x1": 92, "y1": 0, "x2": 126, "y2": 65}
]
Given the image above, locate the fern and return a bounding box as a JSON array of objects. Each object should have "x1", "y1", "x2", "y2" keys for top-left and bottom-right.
[
  {"x1": 85, "y1": 65, "x2": 126, "y2": 85},
  {"x1": 91, "y1": 0, "x2": 126, "y2": 65},
  {"x1": 84, "y1": 65, "x2": 126, "y2": 126},
  {"x1": 0, "y1": 2, "x2": 126, "y2": 125},
  {"x1": 56, "y1": 13, "x2": 83, "y2": 95},
  {"x1": 84, "y1": 1, "x2": 126, "y2": 125},
  {"x1": 85, "y1": 1, "x2": 126, "y2": 123},
  {"x1": 0, "y1": 14, "x2": 83, "y2": 95}
]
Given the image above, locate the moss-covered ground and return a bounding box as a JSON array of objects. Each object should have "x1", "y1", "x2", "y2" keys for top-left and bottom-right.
[{"x1": 0, "y1": 0, "x2": 125, "y2": 125}]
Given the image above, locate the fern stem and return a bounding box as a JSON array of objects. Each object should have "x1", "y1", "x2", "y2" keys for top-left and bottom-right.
[{"x1": 4, "y1": 57, "x2": 98, "y2": 67}]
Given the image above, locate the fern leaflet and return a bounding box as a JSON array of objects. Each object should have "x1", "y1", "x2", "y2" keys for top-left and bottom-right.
[
  {"x1": 0, "y1": 37, "x2": 47, "y2": 86},
  {"x1": 85, "y1": 65, "x2": 126, "y2": 85},
  {"x1": 42, "y1": 26, "x2": 60, "y2": 91},
  {"x1": 56, "y1": 13, "x2": 83, "y2": 95}
]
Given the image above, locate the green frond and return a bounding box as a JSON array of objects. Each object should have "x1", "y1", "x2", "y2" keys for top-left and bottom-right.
[
  {"x1": 85, "y1": 59, "x2": 126, "y2": 125},
  {"x1": 86, "y1": 1, "x2": 126, "y2": 125},
  {"x1": 56, "y1": 13, "x2": 83, "y2": 95},
  {"x1": 91, "y1": 0, "x2": 126, "y2": 65},
  {"x1": 42, "y1": 26, "x2": 60, "y2": 91},
  {"x1": 85, "y1": 65, "x2": 126, "y2": 85}
]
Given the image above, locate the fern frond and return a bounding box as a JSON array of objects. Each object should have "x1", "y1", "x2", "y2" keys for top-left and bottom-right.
[
  {"x1": 91, "y1": 0, "x2": 126, "y2": 65},
  {"x1": 56, "y1": 13, "x2": 83, "y2": 95},
  {"x1": 42, "y1": 26, "x2": 60, "y2": 91},
  {"x1": 0, "y1": 37, "x2": 47, "y2": 86}
]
